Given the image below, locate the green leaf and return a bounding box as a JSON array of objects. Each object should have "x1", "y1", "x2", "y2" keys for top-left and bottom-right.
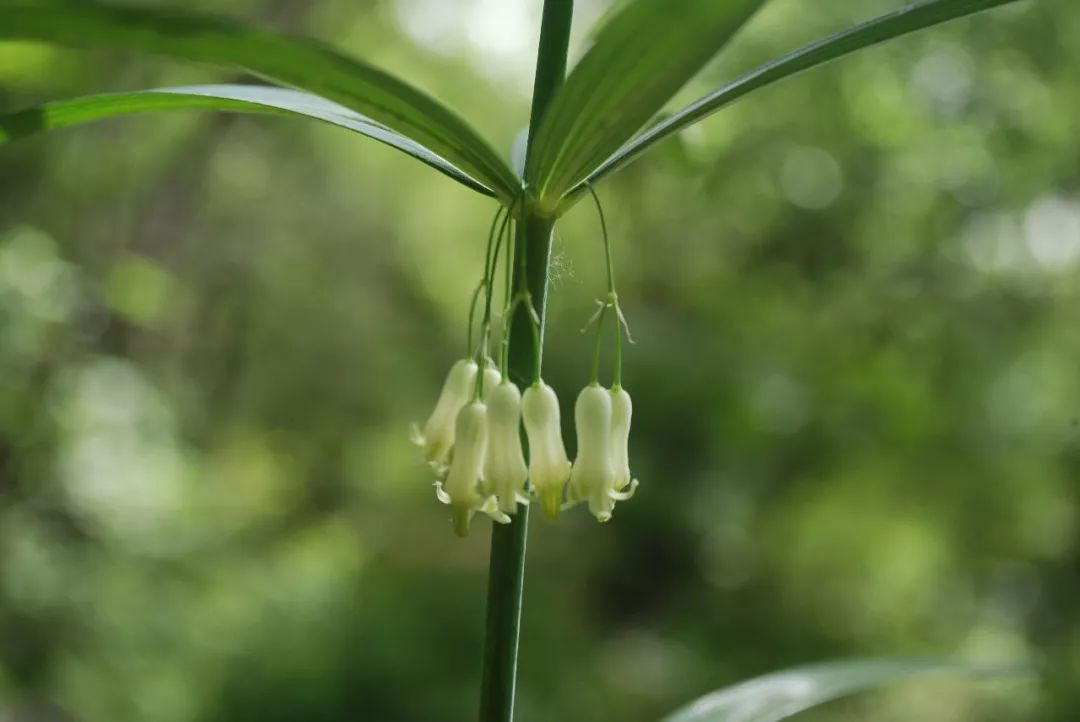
[
  {"x1": 0, "y1": 84, "x2": 495, "y2": 196},
  {"x1": 663, "y1": 658, "x2": 1033, "y2": 722},
  {"x1": 525, "y1": 0, "x2": 767, "y2": 208},
  {"x1": 0, "y1": 3, "x2": 518, "y2": 202},
  {"x1": 573, "y1": 0, "x2": 1022, "y2": 200}
]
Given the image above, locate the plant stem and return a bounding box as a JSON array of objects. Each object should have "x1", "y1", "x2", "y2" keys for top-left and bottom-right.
[
  {"x1": 477, "y1": 3, "x2": 572, "y2": 722},
  {"x1": 586, "y1": 185, "x2": 623, "y2": 389},
  {"x1": 527, "y1": 2, "x2": 574, "y2": 151}
]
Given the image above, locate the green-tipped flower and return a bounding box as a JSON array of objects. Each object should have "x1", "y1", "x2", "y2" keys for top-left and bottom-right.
[
  {"x1": 569, "y1": 384, "x2": 638, "y2": 522},
  {"x1": 433, "y1": 401, "x2": 510, "y2": 537},
  {"x1": 610, "y1": 386, "x2": 635, "y2": 491},
  {"x1": 484, "y1": 380, "x2": 529, "y2": 514},
  {"x1": 412, "y1": 359, "x2": 477, "y2": 470},
  {"x1": 522, "y1": 381, "x2": 571, "y2": 521}
]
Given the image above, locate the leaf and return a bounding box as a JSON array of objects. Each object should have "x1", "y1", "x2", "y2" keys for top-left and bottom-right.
[
  {"x1": 510, "y1": 126, "x2": 529, "y2": 180},
  {"x1": 573, "y1": 0, "x2": 1022, "y2": 200},
  {"x1": 663, "y1": 658, "x2": 1033, "y2": 722},
  {"x1": 0, "y1": 84, "x2": 495, "y2": 195},
  {"x1": 0, "y1": 3, "x2": 518, "y2": 202},
  {"x1": 525, "y1": 0, "x2": 767, "y2": 207}
]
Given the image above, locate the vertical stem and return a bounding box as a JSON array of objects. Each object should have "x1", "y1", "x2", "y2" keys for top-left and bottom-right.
[
  {"x1": 478, "y1": 3, "x2": 573, "y2": 722},
  {"x1": 527, "y1": 1, "x2": 574, "y2": 149}
]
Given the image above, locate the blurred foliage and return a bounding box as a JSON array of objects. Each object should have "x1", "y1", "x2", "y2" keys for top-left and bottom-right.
[{"x1": 0, "y1": 1, "x2": 1077, "y2": 721}]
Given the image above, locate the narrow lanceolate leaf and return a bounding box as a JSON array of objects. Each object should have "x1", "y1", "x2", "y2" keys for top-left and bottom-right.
[
  {"x1": 0, "y1": 3, "x2": 518, "y2": 201},
  {"x1": 572, "y1": 0, "x2": 1022, "y2": 200},
  {"x1": 663, "y1": 658, "x2": 1033, "y2": 722},
  {"x1": 525, "y1": 0, "x2": 766, "y2": 208},
  {"x1": 0, "y1": 85, "x2": 495, "y2": 195}
]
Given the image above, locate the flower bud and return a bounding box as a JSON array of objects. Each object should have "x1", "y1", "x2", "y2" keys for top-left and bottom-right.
[
  {"x1": 433, "y1": 401, "x2": 510, "y2": 536},
  {"x1": 568, "y1": 384, "x2": 618, "y2": 522},
  {"x1": 484, "y1": 381, "x2": 528, "y2": 514},
  {"x1": 521, "y1": 381, "x2": 571, "y2": 521},
  {"x1": 610, "y1": 386, "x2": 634, "y2": 491},
  {"x1": 413, "y1": 359, "x2": 477, "y2": 470}
]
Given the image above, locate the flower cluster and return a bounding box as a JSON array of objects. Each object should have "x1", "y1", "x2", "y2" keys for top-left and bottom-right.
[
  {"x1": 413, "y1": 194, "x2": 636, "y2": 537},
  {"x1": 416, "y1": 363, "x2": 636, "y2": 536}
]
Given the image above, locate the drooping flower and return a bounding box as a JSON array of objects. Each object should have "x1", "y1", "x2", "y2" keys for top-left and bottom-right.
[
  {"x1": 568, "y1": 384, "x2": 637, "y2": 522},
  {"x1": 568, "y1": 384, "x2": 615, "y2": 520},
  {"x1": 521, "y1": 381, "x2": 571, "y2": 521},
  {"x1": 484, "y1": 380, "x2": 529, "y2": 514},
  {"x1": 434, "y1": 401, "x2": 510, "y2": 537},
  {"x1": 609, "y1": 386, "x2": 635, "y2": 491},
  {"x1": 412, "y1": 359, "x2": 477, "y2": 470}
]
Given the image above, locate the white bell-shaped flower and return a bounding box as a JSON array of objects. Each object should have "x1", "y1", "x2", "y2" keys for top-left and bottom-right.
[
  {"x1": 521, "y1": 381, "x2": 571, "y2": 521},
  {"x1": 610, "y1": 386, "x2": 635, "y2": 491},
  {"x1": 433, "y1": 401, "x2": 510, "y2": 537},
  {"x1": 568, "y1": 385, "x2": 616, "y2": 521},
  {"x1": 484, "y1": 380, "x2": 529, "y2": 514},
  {"x1": 568, "y1": 384, "x2": 638, "y2": 523},
  {"x1": 412, "y1": 359, "x2": 477, "y2": 470}
]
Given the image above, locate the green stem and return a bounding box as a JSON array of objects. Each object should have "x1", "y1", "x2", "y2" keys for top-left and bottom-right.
[
  {"x1": 466, "y1": 281, "x2": 483, "y2": 358},
  {"x1": 470, "y1": 207, "x2": 506, "y2": 359},
  {"x1": 499, "y1": 227, "x2": 514, "y2": 377},
  {"x1": 613, "y1": 301, "x2": 622, "y2": 389},
  {"x1": 587, "y1": 185, "x2": 622, "y2": 388},
  {"x1": 478, "y1": 3, "x2": 572, "y2": 722},
  {"x1": 477, "y1": 213, "x2": 512, "y2": 398},
  {"x1": 591, "y1": 306, "x2": 607, "y2": 385},
  {"x1": 527, "y1": 1, "x2": 574, "y2": 154},
  {"x1": 587, "y1": 185, "x2": 616, "y2": 298}
]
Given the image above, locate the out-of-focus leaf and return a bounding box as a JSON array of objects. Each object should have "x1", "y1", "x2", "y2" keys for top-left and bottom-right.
[
  {"x1": 0, "y1": 85, "x2": 496, "y2": 196},
  {"x1": 0, "y1": 3, "x2": 519, "y2": 201},
  {"x1": 569, "y1": 0, "x2": 1022, "y2": 204},
  {"x1": 510, "y1": 127, "x2": 529, "y2": 179},
  {"x1": 525, "y1": 0, "x2": 766, "y2": 208},
  {"x1": 663, "y1": 658, "x2": 1033, "y2": 722}
]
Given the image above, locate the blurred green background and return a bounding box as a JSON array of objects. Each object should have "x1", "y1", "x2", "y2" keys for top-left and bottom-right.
[{"x1": 0, "y1": 1, "x2": 1077, "y2": 720}]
